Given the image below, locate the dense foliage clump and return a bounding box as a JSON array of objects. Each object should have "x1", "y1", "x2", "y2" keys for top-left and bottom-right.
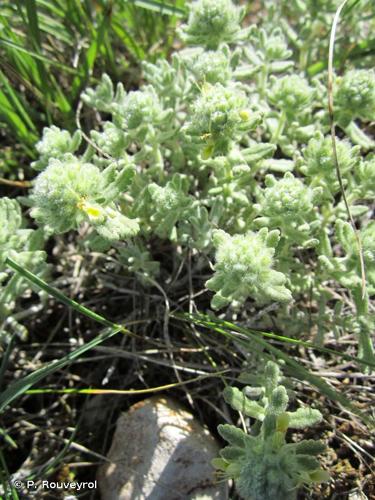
[
  {"x1": 1, "y1": 1, "x2": 374, "y2": 497},
  {"x1": 214, "y1": 361, "x2": 329, "y2": 500},
  {"x1": 25, "y1": 0, "x2": 374, "y2": 366}
]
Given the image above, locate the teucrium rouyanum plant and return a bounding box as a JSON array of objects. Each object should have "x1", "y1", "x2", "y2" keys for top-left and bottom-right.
[
  {"x1": 177, "y1": 0, "x2": 249, "y2": 49},
  {"x1": 0, "y1": 1, "x2": 372, "y2": 496},
  {"x1": 31, "y1": 155, "x2": 139, "y2": 241},
  {"x1": 214, "y1": 360, "x2": 329, "y2": 500},
  {"x1": 27, "y1": 0, "x2": 374, "y2": 367},
  {"x1": 206, "y1": 228, "x2": 292, "y2": 309},
  {"x1": 0, "y1": 198, "x2": 47, "y2": 342}
]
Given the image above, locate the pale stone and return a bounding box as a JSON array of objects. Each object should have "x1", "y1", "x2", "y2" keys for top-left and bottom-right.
[{"x1": 98, "y1": 396, "x2": 228, "y2": 500}]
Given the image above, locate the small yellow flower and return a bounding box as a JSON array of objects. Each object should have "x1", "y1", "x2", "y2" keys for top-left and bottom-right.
[
  {"x1": 200, "y1": 132, "x2": 212, "y2": 141},
  {"x1": 77, "y1": 198, "x2": 102, "y2": 218},
  {"x1": 239, "y1": 109, "x2": 250, "y2": 121}
]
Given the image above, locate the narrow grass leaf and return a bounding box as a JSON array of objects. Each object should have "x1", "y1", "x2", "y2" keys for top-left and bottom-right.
[
  {"x1": 0, "y1": 325, "x2": 123, "y2": 414},
  {"x1": 0, "y1": 450, "x2": 20, "y2": 499},
  {"x1": 5, "y1": 256, "x2": 122, "y2": 331},
  {"x1": 26, "y1": 370, "x2": 228, "y2": 396},
  {"x1": 0, "y1": 333, "x2": 16, "y2": 391},
  {"x1": 127, "y1": 0, "x2": 186, "y2": 17},
  {"x1": 177, "y1": 313, "x2": 374, "y2": 426},
  {"x1": 0, "y1": 38, "x2": 80, "y2": 74},
  {"x1": 0, "y1": 70, "x2": 37, "y2": 132},
  {"x1": 176, "y1": 313, "x2": 375, "y2": 370}
]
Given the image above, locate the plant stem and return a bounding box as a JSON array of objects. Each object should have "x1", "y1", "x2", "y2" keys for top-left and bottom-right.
[{"x1": 271, "y1": 110, "x2": 286, "y2": 143}]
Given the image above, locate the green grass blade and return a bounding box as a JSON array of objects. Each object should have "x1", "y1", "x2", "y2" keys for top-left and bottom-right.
[
  {"x1": 225, "y1": 319, "x2": 375, "y2": 369},
  {"x1": 0, "y1": 325, "x2": 123, "y2": 414},
  {"x1": 111, "y1": 20, "x2": 146, "y2": 60},
  {"x1": 2, "y1": 254, "x2": 131, "y2": 413},
  {"x1": 21, "y1": 0, "x2": 72, "y2": 114},
  {"x1": 35, "y1": 0, "x2": 65, "y2": 17},
  {"x1": 71, "y1": 5, "x2": 112, "y2": 95},
  {"x1": 24, "y1": 0, "x2": 42, "y2": 48},
  {"x1": 127, "y1": 0, "x2": 186, "y2": 16},
  {"x1": 177, "y1": 313, "x2": 374, "y2": 426},
  {"x1": 0, "y1": 450, "x2": 20, "y2": 500},
  {"x1": 0, "y1": 38, "x2": 80, "y2": 74},
  {"x1": 0, "y1": 69, "x2": 37, "y2": 133},
  {"x1": 0, "y1": 91, "x2": 31, "y2": 143},
  {"x1": 25, "y1": 370, "x2": 228, "y2": 396},
  {"x1": 5, "y1": 256, "x2": 122, "y2": 330},
  {"x1": 176, "y1": 313, "x2": 375, "y2": 370},
  {"x1": 0, "y1": 427, "x2": 18, "y2": 448},
  {"x1": 0, "y1": 333, "x2": 16, "y2": 391}
]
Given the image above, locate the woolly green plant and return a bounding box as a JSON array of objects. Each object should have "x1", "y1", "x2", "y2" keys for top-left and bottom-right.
[
  {"x1": 30, "y1": 154, "x2": 139, "y2": 241},
  {"x1": 206, "y1": 228, "x2": 292, "y2": 309},
  {"x1": 24, "y1": 0, "x2": 374, "y2": 365},
  {"x1": 269, "y1": 74, "x2": 313, "y2": 117},
  {"x1": 300, "y1": 132, "x2": 360, "y2": 197},
  {"x1": 0, "y1": 198, "x2": 47, "y2": 342},
  {"x1": 254, "y1": 172, "x2": 322, "y2": 247},
  {"x1": 214, "y1": 360, "x2": 329, "y2": 500},
  {"x1": 147, "y1": 174, "x2": 194, "y2": 240},
  {"x1": 335, "y1": 69, "x2": 375, "y2": 125},
  {"x1": 183, "y1": 82, "x2": 260, "y2": 158},
  {"x1": 32, "y1": 126, "x2": 82, "y2": 171},
  {"x1": 178, "y1": 0, "x2": 248, "y2": 49}
]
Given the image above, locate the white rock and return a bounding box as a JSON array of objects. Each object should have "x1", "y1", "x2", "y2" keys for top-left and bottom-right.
[{"x1": 98, "y1": 396, "x2": 228, "y2": 500}]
